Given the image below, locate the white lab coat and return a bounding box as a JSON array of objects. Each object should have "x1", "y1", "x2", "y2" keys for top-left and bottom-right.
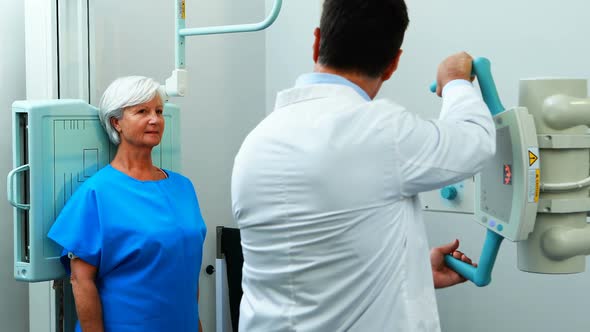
[{"x1": 231, "y1": 80, "x2": 495, "y2": 331}]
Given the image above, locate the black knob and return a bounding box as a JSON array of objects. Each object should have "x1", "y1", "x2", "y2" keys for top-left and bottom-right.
[{"x1": 205, "y1": 265, "x2": 215, "y2": 275}]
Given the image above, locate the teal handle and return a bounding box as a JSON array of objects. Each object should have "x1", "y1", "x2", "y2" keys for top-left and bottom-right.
[
  {"x1": 7, "y1": 164, "x2": 30, "y2": 210},
  {"x1": 444, "y1": 229, "x2": 504, "y2": 287},
  {"x1": 432, "y1": 57, "x2": 506, "y2": 286},
  {"x1": 430, "y1": 57, "x2": 505, "y2": 116}
]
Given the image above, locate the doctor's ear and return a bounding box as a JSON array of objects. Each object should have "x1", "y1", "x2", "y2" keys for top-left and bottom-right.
[
  {"x1": 313, "y1": 27, "x2": 321, "y2": 63},
  {"x1": 381, "y1": 49, "x2": 403, "y2": 81}
]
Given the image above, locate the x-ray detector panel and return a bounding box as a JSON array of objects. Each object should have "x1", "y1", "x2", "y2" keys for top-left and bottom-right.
[{"x1": 8, "y1": 99, "x2": 180, "y2": 282}]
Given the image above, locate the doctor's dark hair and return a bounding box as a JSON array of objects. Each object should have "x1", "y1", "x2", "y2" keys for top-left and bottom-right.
[
  {"x1": 318, "y1": 0, "x2": 409, "y2": 78},
  {"x1": 98, "y1": 76, "x2": 164, "y2": 145}
]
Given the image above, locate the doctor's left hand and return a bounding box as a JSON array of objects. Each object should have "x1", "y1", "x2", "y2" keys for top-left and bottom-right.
[{"x1": 430, "y1": 239, "x2": 476, "y2": 289}]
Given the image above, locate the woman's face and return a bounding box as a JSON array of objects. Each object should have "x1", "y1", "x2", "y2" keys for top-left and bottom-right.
[{"x1": 113, "y1": 95, "x2": 165, "y2": 148}]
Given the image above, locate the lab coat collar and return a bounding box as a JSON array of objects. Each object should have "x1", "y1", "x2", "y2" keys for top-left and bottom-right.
[
  {"x1": 276, "y1": 73, "x2": 370, "y2": 109},
  {"x1": 296, "y1": 73, "x2": 371, "y2": 101}
]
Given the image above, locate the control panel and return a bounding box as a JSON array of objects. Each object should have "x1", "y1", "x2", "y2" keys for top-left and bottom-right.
[
  {"x1": 475, "y1": 107, "x2": 539, "y2": 241},
  {"x1": 421, "y1": 179, "x2": 475, "y2": 214}
]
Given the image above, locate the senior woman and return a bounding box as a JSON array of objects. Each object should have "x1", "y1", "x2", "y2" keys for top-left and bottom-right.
[{"x1": 48, "y1": 76, "x2": 207, "y2": 332}]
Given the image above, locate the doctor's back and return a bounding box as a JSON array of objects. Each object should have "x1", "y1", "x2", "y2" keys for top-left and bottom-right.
[
  {"x1": 231, "y1": 0, "x2": 495, "y2": 331},
  {"x1": 232, "y1": 90, "x2": 447, "y2": 331}
]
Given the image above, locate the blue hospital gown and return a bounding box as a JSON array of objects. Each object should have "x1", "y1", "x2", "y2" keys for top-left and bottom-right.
[{"x1": 48, "y1": 165, "x2": 207, "y2": 332}]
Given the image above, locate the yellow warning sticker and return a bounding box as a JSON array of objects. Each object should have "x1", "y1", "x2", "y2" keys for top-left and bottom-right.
[
  {"x1": 535, "y1": 169, "x2": 540, "y2": 203},
  {"x1": 528, "y1": 169, "x2": 541, "y2": 203},
  {"x1": 529, "y1": 151, "x2": 538, "y2": 167},
  {"x1": 180, "y1": 0, "x2": 186, "y2": 19},
  {"x1": 528, "y1": 147, "x2": 540, "y2": 170}
]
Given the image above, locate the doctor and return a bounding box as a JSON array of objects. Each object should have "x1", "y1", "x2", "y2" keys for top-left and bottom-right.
[{"x1": 231, "y1": 0, "x2": 495, "y2": 331}]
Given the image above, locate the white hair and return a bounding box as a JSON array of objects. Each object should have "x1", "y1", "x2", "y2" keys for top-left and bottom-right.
[{"x1": 98, "y1": 76, "x2": 164, "y2": 145}]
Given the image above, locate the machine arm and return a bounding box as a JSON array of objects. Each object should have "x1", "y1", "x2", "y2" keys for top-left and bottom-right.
[{"x1": 166, "y1": 0, "x2": 283, "y2": 97}]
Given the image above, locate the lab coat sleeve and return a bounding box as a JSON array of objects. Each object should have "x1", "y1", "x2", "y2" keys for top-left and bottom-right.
[{"x1": 395, "y1": 82, "x2": 496, "y2": 196}]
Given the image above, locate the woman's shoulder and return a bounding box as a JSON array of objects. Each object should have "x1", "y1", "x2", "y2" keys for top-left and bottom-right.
[
  {"x1": 55, "y1": 166, "x2": 114, "y2": 210},
  {"x1": 73, "y1": 165, "x2": 133, "y2": 196},
  {"x1": 82, "y1": 164, "x2": 119, "y2": 187},
  {"x1": 161, "y1": 168, "x2": 182, "y2": 178},
  {"x1": 163, "y1": 169, "x2": 197, "y2": 189}
]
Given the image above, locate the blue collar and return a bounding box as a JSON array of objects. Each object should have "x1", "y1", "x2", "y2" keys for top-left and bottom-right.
[{"x1": 295, "y1": 73, "x2": 371, "y2": 101}]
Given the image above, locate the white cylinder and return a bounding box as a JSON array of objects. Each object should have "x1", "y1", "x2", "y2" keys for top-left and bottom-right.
[
  {"x1": 517, "y1": 78, "x2": 590, "y2": 274},
  {"x1": 519, "y1": 78, "x2": 587, "y2": 134}
]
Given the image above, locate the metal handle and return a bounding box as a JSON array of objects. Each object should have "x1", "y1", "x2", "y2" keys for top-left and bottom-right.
[{"x1": 7, "y1": 164, "x2": 30, "y2": 210}]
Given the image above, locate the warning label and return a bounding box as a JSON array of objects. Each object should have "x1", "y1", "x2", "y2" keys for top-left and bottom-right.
[
  {"x1": 528, "y1": 169, "x2": 540, "y2": 203},
  {"x1": 528, "y1": 147, "x2": 539, "y2": 169},
  {"x1": 180, "y1": 0, "x2": 186, "y2": 19},
  {"x1": 529, "y1": 151, "x2": 537, "y2": 166},
  {"x1": 527, "y1": 147, "x2": 540, "y2": 202}
]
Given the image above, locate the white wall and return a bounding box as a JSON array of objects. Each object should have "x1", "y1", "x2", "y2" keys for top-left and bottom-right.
[
  {"x1": 0, "y1": 1, "x2": 30, "y2": 331},
  {"x1": 266, "y1": 1, "x2": 590, "y2": 331},
  {"x1": 91, "y1": 1, "x2": 266, "y2": 331},
  {"x1": 265, "y1": 0, "x2": 322, "y2": 112}
]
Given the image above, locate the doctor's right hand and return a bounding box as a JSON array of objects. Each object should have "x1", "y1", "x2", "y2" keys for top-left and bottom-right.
[{"x1": 435, "y1": 52, "x2": 474, "y2": 97}]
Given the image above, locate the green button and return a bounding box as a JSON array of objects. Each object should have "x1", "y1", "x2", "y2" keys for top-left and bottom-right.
[{"x1": 497, "y1": 224, "x2": 504, "y2": 232}]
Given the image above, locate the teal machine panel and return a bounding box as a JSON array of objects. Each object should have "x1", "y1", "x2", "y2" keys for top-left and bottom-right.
[{"x1": 7, "y1": 99, "x2": 180, "y2": 282}]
